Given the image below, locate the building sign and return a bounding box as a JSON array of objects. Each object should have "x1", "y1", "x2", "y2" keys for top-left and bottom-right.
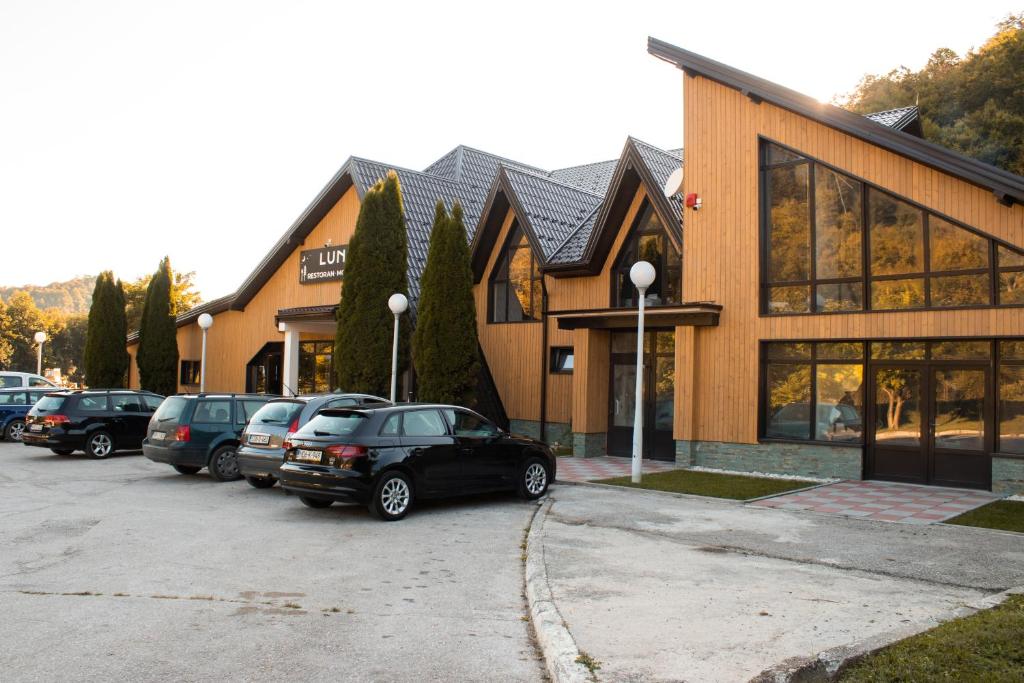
[{"x1": 299, "y1": 245, "x2": 347, "y2": 284}]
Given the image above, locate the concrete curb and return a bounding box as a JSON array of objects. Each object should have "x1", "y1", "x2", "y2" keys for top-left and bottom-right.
[
  {"x1": 751, "y1": 585, "x2": 1024, "y2": 682},
  {"x1": 525, "y1": 497, "x2": 594, "y2": 683}
]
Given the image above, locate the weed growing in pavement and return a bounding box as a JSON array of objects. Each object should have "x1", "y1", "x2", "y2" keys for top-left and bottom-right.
[
  {"x1": 575, "y1": 651, "x2": 602, "y2": 674},
  {"x1": 283, "y1": 602, "x2": 302, "y2": 609}
]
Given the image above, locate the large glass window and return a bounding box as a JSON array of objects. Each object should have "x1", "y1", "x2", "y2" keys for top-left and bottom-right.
[
  {"x1": 762, "y1": 342, "x2": 865, "y2": 444},
  {"x1": 761, "y1": 140, "x2": 1024, "y2": 314},
  {"x1": 298, "y1": 341, "x2": 332, "y2": 394},
  {"x1": 1000, "y1": 341, "x2": 1024, "y2": 454},
  {"x1": 490, "y1": 222, "x2": 542, "y2": 323},
  {"x1": 612, "y1": 201, "x2": 682, "y2": 308}
]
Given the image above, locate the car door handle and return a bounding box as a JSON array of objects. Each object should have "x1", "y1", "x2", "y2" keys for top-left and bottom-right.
[
  {"x1": 459, "y1": 447, "x2": 473, "y2": 455},
  {"x1": 410, "y1": 448, "x2": 424, "y2": 457}
]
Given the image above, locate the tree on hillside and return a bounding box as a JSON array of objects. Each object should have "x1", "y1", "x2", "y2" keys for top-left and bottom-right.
[
  {"x1": 136, "y1": 257, "x2": 180, "y2": 395},
  {"x1": 412, "y1": 201, "x2": 480, "y2": 405},
  {"x1": 0, "y1": 299, "x2": 15, "y2": 369},
  {"x1": 84, "y1": 273, "x2": 129, "y2": 388},
  {"x1": 333, "y1": 171, "x2": 410, "y2": 396},
  {"x1": 0, "y1": 275, "x2": 97, "y2": 315},
  {"x1": 3, "y1": 291, "x2": 49, "y2": 372},
  {"x1": 49, "y1": 314, "x2": 88, "y2": 385},
  {"x1": 124, "y1": 269, "x2": 201, "y2": 332},
  {"x1": 837, "y1": 13, "x2": 1024, "y2": 175}
]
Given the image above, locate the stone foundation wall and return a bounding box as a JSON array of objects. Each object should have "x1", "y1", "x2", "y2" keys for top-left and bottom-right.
[
  {"x1": 508, "y1": 420, "x2": 571, "y2": 447},
  {"x1": 572, "y1": 432, "x2": 607, "y2": 458},
  {"x1": 675, "y1": 440, "x2": 862, "y2": 480},
  {"x1": 992, "y1": 457, "x2": 1024, "y2": 495}
]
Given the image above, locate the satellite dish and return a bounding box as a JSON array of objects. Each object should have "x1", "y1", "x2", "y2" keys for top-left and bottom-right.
[{"x1": 663, "y1": 167, "x2": 684, "y2": 198}]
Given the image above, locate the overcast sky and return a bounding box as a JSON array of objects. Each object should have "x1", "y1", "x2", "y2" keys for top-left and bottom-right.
[{"x1": 1, "y1": 0, "x2": 1018, "y2": 299}]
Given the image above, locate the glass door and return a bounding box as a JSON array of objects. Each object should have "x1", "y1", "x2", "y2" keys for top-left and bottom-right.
[
  {"x1": 930, "y1": 367, "x2": 990, "y2": 489},
  {"x1": 607, "y1": 330, "x2": 675, "y2": 461},
  {"x1": 868, "y1": 366, "x2": 927, "y2": 483}
]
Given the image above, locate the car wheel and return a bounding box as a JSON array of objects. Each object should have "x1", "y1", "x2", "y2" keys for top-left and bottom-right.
[
  {"x1": 5, "y1": 420, "x2": 25, "y2": 442},
  {"x1": 208, "y1": 445, "x2": 242, "y2": 482},
  {"x1": 299, "y1": 496, "x2": 333, "y2": 508},
  {"x1": 51, "y1": 448, "x2": 75, "y2": 456},
  {"x1": 518, "y1": 457, "x2": 550, "y2": 500},
  {"x1": 245, "y1": 476, "x2": 276, "y2": 489},
  {"x1": 173, "y1": 465, "x2": 201, "y2": 475},
  {"x1": 370, "y1": 470, "x2": 413, "y2": 521},
  {"x1": 86, "y1": 431, "x2": 114, "y2": 459}
]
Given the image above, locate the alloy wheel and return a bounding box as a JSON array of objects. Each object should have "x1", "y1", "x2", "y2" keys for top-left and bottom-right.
[
  {"x1": 525, "y1": 463, "x2": 547, "y2": 495},
  {"x1": 9, "y1": 421, "x2": 25, "y2": 441},
  {"x1": 90, "y1": 434, "x2": 112, "y2": 458},
  {"x1": 381, "y1": 478, "x2": 410, "y2": 516}
]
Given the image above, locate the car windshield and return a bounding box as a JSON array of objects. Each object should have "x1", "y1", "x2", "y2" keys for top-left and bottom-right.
[
  {"x1": 34, "y1": 395, "x2": 66, "y2": 411},
  {"x1": 251, "y1": 401, "x2": 304, "y2": 426},
  {"x1": 153, "y1": 396, "x2": 188, "y2": 422},
  {"x1": 299, "y1": 412, "x2": 367, "y2": 437}
]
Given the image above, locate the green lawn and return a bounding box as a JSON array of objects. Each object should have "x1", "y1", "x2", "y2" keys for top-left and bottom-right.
[
  {"x1": 594, "y1": 468, "x2": 817, "y2": 500},
  {"x1": 839, "y1": 595, "x2": 1024, "y2": 682},
  {"x1": 946, "y1": 500, "x2": 1024, "y2": 533}
]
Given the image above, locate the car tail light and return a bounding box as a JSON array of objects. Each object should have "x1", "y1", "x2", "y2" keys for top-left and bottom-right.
[
  {"x1": 282, "y1": 440, "x2": 293, "y2": 451},
  {"x1": 325, "y1": 444, "x2": 368, "y2": 469},
  {"x1": 175, "y1": 425, "x2": 191, "y2": 442},
  {"x1": 44, "y1": 414, "x2": 70, "y2": 427},
  {"x1": 284, "y1": 418, "x2": 300, "y2": 443}
]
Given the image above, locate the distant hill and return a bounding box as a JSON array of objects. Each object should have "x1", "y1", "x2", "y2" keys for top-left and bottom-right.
[{"x1": 0, "y1": 275, "x2": 97, "y2": 314}]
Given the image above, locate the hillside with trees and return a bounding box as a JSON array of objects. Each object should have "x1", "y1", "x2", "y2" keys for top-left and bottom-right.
[
  {"x1": 837, "y1": 14, "x2": 1024, "y2": 175},
  {"x1": 0, "y1": 275, "x2": 97, "y2": 315}
]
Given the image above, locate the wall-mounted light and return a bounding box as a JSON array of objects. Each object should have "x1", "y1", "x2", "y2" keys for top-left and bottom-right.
[{"x1": 685, "y1": 193, "x2": 702, "y2": 210}]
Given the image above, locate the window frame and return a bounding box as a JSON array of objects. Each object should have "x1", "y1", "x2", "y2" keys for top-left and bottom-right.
[
  {"x1": 549, "y1": 346, "x2": 574, "y2": 374},
  {"x1": 298, "y1": 341, "x2": 333, "y2": 394},
  {"x1": 759, "y1": 137, "x2": 1024, "y2": 316},
  {"x1": 488, "y1": 221, "x2": 543, "y2": 324},
  {"x1": 179, "y1": 360, "x2": 201, "y2": 386},
  {"x1": 609, "y1": 199, "x2": 683, "y2": 309}
]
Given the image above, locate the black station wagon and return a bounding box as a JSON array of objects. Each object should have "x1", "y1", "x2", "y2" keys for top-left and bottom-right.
[{"x1": 278, "y1": 403, "x2": 555, "y2": 521}]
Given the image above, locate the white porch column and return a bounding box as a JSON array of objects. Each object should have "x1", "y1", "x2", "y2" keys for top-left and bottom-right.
[{"x1": 279, "y1": 323, "x2": 301, "y2": 397}]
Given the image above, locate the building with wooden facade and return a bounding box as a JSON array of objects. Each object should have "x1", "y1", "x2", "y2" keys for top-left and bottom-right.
[{"x1": 128, "y1": 37, "x2": 1024, "y2": 493}]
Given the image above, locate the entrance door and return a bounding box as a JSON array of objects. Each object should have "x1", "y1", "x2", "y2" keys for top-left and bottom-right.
[
  {"x1": 868, "y1": 365, "x2": 990, "y2": 489},
  {"x1": 607, "y1": 330, "x2": 675, "y2": 461}
]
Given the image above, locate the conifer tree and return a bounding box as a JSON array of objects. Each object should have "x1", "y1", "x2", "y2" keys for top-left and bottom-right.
[
  {"x1": 334, "y1": 171, "x2": 410, "y2": 396},
  {"x1": 136, "y1": 257, "x2": 180, "y2": 395},
  {"x1": 83, "y1": 272, "x2": 130, "y2": 388},
  {"x1": 412, "y1": 201, "x2": 480, "y2": 405}
]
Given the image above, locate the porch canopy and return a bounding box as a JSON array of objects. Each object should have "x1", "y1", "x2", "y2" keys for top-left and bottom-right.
[
  {"x1": 554, "y1": 303, "x2": 721, "y2": 330},
  {"x1": 275, "y1": 305, "x2": 338, "y2": 396}
]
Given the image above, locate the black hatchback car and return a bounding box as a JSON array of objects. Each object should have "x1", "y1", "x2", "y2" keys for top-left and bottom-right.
[
  {"x1": 279, "y1": 404, "x2": 555, "y2": 521},
  {"x1": 21, "y1": 390, "x2": 165, "y2": 457}
]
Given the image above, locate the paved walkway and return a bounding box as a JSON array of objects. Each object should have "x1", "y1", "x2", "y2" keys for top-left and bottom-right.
[
  {"x1": 751, "y1": 479, "x2": 999, "y2": 524},
  {"x1": 537, "y1": 484, "x2": 1024, "y2": 682},
  {"x1": 555, "y1": 455, "x2": 678, "y2": 482}
]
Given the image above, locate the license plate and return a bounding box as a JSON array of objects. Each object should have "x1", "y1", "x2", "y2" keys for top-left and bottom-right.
[
  {"x1": 151, "y1": 431, "x2": 166, "y2": 441},
  {"x1": 30, "y1": 424, "x2": 43, "y2": 432},
  {"x1": 249, "y1": 433, "x2": 270, "y2": 445},
  {"x1": 295, "y1": 448, "x2": 322, "y2": 463}
]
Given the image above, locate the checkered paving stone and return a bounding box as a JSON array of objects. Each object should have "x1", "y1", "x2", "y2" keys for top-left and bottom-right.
[
  {"x1": 556, "y1": 456, "x2": 679, "y2": 483},
  {"x1": 750, "y1": 480, "x2": 999, "y2": 524}
]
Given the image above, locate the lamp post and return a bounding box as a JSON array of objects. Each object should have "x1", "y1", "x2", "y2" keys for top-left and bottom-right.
[
  {"x1": 197, "y1": 313, "x2": 213, "y2": 393},
  {"x1": 388, "y1": 293, "x2": 409, "y2": 403},
  {"x1": 629, "y1": 261, "x2": 656, "y2": 484},
  {"x1": 33, "y1": 331, "x2": 47, "y2": 376}
]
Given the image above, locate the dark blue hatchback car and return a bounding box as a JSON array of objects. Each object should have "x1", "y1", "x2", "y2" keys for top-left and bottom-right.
[{"x1": 0, "y1": 388, "x2": 50, "y2": 442}]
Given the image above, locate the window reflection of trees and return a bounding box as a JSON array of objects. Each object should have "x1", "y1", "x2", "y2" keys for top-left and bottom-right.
[{"x1": 762, "y1": 141, "x2": 1024, "y2": 314}]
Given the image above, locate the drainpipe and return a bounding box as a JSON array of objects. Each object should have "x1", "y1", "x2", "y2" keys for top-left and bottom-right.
[{"x1": 539, "y1": 277, "x2": 549, "y2": 443}]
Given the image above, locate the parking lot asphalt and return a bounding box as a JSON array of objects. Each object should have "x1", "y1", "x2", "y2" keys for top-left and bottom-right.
[{"x1": 0, "y1": 441, "x2": 544, "y2": 682}]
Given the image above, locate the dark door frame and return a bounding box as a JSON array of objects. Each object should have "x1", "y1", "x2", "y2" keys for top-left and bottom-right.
[
  {"x1": 607, "y1": 328, "x2": 675, "y2": 461},
  {"x1": 866, "y1": 358, "x2": 993, "y2": 490}
]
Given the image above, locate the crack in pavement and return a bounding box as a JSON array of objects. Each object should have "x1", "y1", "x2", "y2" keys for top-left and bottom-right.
[{"x1": 545, "y1": 507, "x2": 1002, "y2": 594}]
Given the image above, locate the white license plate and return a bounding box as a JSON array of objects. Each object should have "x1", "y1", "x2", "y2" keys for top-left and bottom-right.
[
  {"x1": 151, "y1": 431, "x2": 166, "y2": 441},
  {"x1": 29, "y1": 424, "x2": 43, "y2": 432},
  {"x1": 295, "y1": 448, "x2": 322, "y2": 463},
  {"x1": 249, "y1": 433, "x2": 270, "y2": 445}
]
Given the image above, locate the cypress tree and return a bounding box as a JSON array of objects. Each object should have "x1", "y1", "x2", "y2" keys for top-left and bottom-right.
[
  {"x1": 136, "y1": 257, "x2": 180, "y2": 395},
  {"x1": 84, "y1": 272, "x2": 130, "y2": 388},
  {"x1": 334, "y1": 171, "x2": 410, "y2": 396},
  {"x1": 412, "y1": 201, "x2": 480, "y2": 405}
]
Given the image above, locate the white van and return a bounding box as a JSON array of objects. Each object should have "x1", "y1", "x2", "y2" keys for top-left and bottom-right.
[{"x1": 0, "y1": 372, "x2": 59, "y2": 389}]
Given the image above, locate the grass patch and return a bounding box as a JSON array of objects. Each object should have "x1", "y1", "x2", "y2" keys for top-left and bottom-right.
[
  {"x1": 946, "y1": 500, "x2": 1024, "y2": 533},
  {"x1": 575, "y1": 650, "x2": 602, "y2": 674},
  {"x1": 594, "y1": 468, "x2": 817, "y2": 500},
  {"x1": 839, "y1": 595, "x2": 1024, "y2": 682}
]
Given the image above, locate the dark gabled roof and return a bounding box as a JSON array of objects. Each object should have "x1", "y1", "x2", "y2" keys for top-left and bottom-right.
[
  {"x1": 647, "y1": 37, "x2": 1024, "y2": 207},
  {"x1": 470, "y1": 137, "x2": 685, "y2": 280},
  {"x1": 865, "y1": 105, "x2": 917, "y2": 129},
  {"x1": 126, "y1": 293, "x2": 234, "y2": 343}
]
